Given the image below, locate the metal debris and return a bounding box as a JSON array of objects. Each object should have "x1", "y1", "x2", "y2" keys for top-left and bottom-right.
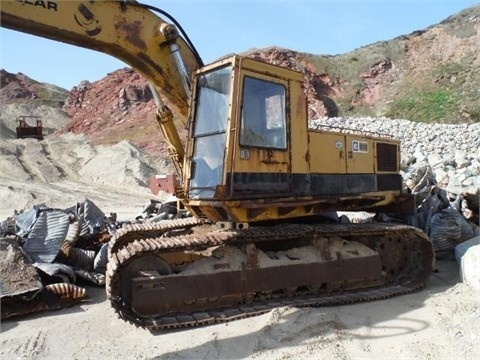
[
  {"x1": 0, "y1": 197, "x2": 180, "y2": 320},
  {"x1": 33, "y1": 262, "x2": 77, "y2": 284},
  {"x1": 135, "y1": 197, "x2": 186, "y2": 221},
  {"x1": 23, "y1": 210, "x2": 74, "y2": 263},
  {"x1": 403, "y1": 161, "x2": 479, "y2": 259}
]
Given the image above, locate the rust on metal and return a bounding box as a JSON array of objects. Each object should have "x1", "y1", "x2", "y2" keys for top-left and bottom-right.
[
  {"x1": 115, "y1": 20, "x2": 146, "y2": 50},
  {"x1": 106, "y1": 220, "x2": 434, "y2": 330},
  {"x1": 16, "y1": 115, "x2": 43, "y2": 140}
]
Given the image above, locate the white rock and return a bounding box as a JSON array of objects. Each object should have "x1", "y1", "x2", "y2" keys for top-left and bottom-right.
[
  {"x1": 455, "y1": 157, "x2": 471, "y2": 169},
  {"x1": 457, "y1": 237, "x2": 480, "y2": 292},
  {"x1": 427, "y1": 153, "x2": 444, "y2": 167}
]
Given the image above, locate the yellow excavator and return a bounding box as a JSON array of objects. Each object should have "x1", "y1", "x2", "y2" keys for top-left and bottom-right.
[{"x1": 1, "y1": 1, "x2": 434, "y2": 329}]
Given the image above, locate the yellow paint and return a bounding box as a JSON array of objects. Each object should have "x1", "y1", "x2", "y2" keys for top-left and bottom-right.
[
  {"x1": 346, "y1": 135, "x2": 375, "y2": 173},
  {"x1": 308, "y1": 132, "x2": 347, "y2": 174}
]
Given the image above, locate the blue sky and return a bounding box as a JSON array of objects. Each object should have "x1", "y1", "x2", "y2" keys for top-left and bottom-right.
[{"x1": 1, "y1": 0, "x2": 478, "y2": 90}]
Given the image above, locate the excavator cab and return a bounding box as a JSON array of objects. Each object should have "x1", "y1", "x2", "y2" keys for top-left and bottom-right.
[
  {"x1": 183, "y1": 56, "x2": 299, "y2": 220},
  {"x1": 183, "y1": 55, "x2": 413, "y2": 224},
  {"x1": 187, "y1": 57, "x2": 293, "y2": 198}
]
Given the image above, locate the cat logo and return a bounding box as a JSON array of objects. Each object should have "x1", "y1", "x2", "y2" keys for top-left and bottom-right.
[{"x1": 352, "y1": 140, "x2": 368, "y2": 153}]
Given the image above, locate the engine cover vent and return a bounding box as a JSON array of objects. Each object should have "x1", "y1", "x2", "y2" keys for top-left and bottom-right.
[{"x1": 376, "y1": 143, "x2": 398, "y2": 172}]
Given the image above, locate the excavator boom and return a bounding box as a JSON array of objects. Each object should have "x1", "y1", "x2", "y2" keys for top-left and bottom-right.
[{"x1": 1, "y1": 0, "x2": 201, "y2": 174}]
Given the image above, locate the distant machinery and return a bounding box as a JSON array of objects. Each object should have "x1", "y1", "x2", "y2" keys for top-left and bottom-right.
[{"x1": 16, "y1": 116, "x2": 43, "y2": 140}]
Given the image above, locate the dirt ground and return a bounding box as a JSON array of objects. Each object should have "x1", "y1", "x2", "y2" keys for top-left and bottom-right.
[
  {"x1": 0, "y1": 259, "x2": 478, "y2": 360},
  {"x1": 0, "y1": 136, "x2": 478, "y2": 359}
]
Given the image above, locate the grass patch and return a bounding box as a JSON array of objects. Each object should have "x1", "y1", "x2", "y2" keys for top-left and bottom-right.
[
  {"x1": 385, "y1": 89, "x2": 459, "y2": 122},
  {"x1": 303, "y1": 39, "x2": 406, "y2": 79}
]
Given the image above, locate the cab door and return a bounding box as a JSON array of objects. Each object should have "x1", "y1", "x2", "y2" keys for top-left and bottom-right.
[{"x1": 229, "y1": 73, "x2": 291, "y2": 198}]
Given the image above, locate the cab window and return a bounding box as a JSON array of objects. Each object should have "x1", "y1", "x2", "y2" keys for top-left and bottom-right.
[{"x1": 240, "y1": 77, "x2": 286, "y2": 149}]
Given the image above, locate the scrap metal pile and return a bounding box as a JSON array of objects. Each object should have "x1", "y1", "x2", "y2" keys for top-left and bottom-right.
[
  {"x1": 403, "y1": 163, "x2": 479, "y2": 260},
  {"x1": 0, "y1": 198, "x2": 181, "y2": 320}
]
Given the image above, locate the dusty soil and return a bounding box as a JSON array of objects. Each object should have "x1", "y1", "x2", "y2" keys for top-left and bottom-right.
[
  {"x1": 0, "y1": 136, "x2": 478, "y2": 360},
  {"x1": 0, "y1": 260, "x2": 478, "y2": 360},
  {"x1": 0, "y1": 135, "x2": 170, "y2": 221}
]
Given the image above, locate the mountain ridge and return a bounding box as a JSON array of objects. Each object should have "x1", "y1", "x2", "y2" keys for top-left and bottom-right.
[{"x1": 0, "y1": 5, "x2": 478, "y2": 156}]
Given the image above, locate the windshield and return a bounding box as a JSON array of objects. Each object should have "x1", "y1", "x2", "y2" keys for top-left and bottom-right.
[
  {"x1": 190, "y1": 66, "x2": 232, "y2": 198},
  {"x1": 193, "y1": 66, "x2": 231, "y2": 136}
]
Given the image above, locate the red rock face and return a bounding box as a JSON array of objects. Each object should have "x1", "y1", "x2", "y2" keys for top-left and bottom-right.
[
  {"x1": 0, "y1": 69, "x2": 38, "y2": 102},
  {"x1": 59, "y1": 68, "x2": 174, "y2": 157},
  {"x1": 62, "y1": 68, "x2": 154, "y2": 127},
  {"x1": 353, "y1": 59, "x2": 393, "y2": 106}
]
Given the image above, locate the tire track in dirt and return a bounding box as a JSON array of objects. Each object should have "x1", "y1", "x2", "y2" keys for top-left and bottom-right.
[
  {"x1": 250, "y1": 308, "x2": 350, "y2": 359},
  {"x1": 0, "y1": 330, "x2": 47, "y2": 359},
  {"x1": 16, "y1": 141, "x2": 66, "y2": 183}
]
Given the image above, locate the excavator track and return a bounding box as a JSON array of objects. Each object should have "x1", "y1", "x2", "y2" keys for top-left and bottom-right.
[{"x1": 106, "y1": 219, "x2": 434, "y2": 330}]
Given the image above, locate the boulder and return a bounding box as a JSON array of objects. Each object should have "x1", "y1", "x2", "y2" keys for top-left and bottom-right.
[{"x1": 455, "y1": 236, "x2": 480, "y2": 291}]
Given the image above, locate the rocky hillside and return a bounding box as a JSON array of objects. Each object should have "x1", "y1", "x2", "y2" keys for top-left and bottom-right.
[
  {"x1": 59, "y1": 68, "x2": 178, "y2": 160},
  {"x1": 0, "y1": 69, "x2": 68, "y2": 107},
  {"x1": 299, "y1": 5, "x2": 480, "y2": 123},
  {"x1": 0, "y1": 5, "x2": 478, "y2": 155},
  {"x1": 0, "y1": 70, "x2": 71, "y2": 138}
]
